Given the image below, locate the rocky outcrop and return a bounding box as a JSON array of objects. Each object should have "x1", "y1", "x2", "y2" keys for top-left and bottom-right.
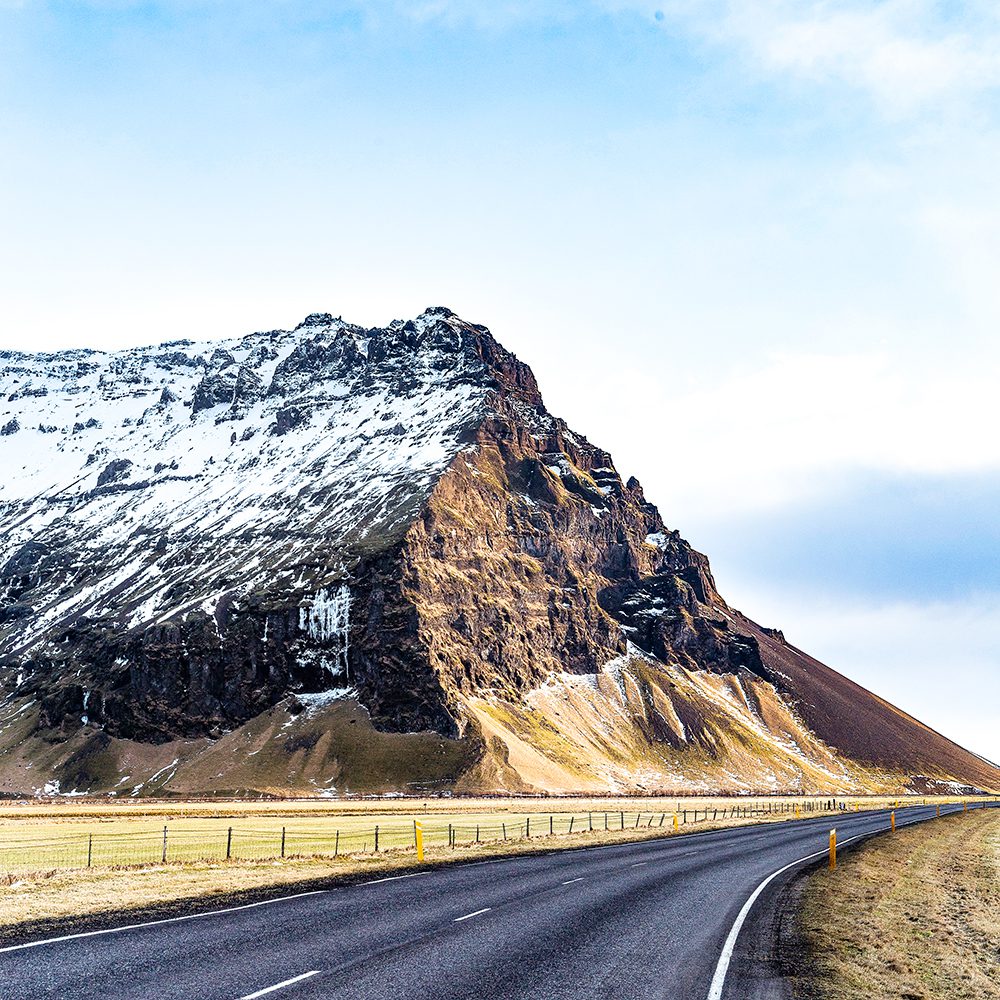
[{"x1": 1, "y1": 308, "x2": 998, "y2": 795}]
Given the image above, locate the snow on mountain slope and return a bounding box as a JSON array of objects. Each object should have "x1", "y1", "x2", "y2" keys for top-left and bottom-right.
[{"x1": 1, "y1": 310, "x2": 486, "y2": 668}]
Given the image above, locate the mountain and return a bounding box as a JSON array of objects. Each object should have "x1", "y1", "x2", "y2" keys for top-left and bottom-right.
[{"x1": 1, "y1": 309, "x2": 997, "y2": 797}]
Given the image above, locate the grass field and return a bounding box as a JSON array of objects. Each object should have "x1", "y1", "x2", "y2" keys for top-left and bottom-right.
[
  {"x1": 0, "y1": 794, "x2": 982, "y2": 873},
  {"x1": 796, "y1": 807, "x2": 1000, "y2": 1000}
]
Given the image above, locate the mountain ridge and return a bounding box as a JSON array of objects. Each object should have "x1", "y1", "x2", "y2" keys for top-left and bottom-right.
[{"x1": 1, "y1": 309, "x2": 997, "y2": 797}]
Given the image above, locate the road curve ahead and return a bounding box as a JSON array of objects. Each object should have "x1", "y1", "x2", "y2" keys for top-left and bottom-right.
[{"x1": 1, "y1": 803, "x2": 992, "y2": 1000}]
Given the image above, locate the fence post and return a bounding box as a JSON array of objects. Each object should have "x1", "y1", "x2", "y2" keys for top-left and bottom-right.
[
  {"x1": 87, "y1": 833, "x2": 93, "y2": 868},
  {"x1": 634, "y1": 814, "x2": 640, "y2": 829},
  {"x1": 162, "y1": 826, "x2": 168, "y2": 863},
  {"x1": 375, "y1": 825, "x2": 379, "y2": 852},
  {"x1": 476, "y1": 824, "x2": 480, "y2": 843},
  {"x1": 620, "y1": 811, "x2": 624, "y2": 830},
  {"x1": 448, "y1": 823, "x2": 452, "y2": 848},
  {"x1": 226, "y1": 827, "x2": 232, "y2": 860},
  {"x1": 605, "y1": 812, "x2": 608, "y2": 831},
  {"x1": 569, "y1": 817, "x2": 575, "y2": 833},
  {"x1": 281, "y1": 827, "x2": 286, "y2": 858},
  {"x1": 659, "y1": 813, "x2": 665, "y2": 827},
  {"x1": 502, "y1": 823, "x2": 507, "y2": 842},
  {"x1": 335, "y1": 830, "x2": 340, "y2": 857},
  {"x1": 550, "y1": 815, "x2": 553, "y2": 836},
  {"x1": 526, "y1": 816, "x2": 530, "y2": 838}
]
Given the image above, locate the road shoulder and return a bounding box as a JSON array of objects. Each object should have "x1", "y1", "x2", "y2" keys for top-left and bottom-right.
[{"x1": 789, "y1": 809, "x2": 1000, "y2": 1000}]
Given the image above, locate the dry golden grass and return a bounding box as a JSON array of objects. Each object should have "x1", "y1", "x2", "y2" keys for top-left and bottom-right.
[
  {"x1": 0, "y1": 795, "x2": 926, "y2": 872},
  {"x1": 0, "y1": 814, "x2": 736, "y2": 935},
  {"x1": 796, "y1": 808, "x2": 1000, "y2": 1000}
]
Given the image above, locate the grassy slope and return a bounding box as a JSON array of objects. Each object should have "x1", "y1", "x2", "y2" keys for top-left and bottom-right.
[{"x1": 795, "y1": 808, "x2": 1000, "y2": 1000}]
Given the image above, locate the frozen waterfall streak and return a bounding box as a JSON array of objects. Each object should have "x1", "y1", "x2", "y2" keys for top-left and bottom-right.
[{"x1": 299, "y1": 585, "x2": 351, "y2": 680}]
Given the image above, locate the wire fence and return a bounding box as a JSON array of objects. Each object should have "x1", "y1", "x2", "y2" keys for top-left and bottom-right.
[{"x1": 0, "y1": 799, "x2": 857, "y2": 875}]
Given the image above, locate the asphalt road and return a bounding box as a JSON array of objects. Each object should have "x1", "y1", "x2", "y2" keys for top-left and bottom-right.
[{"x1": 1, "y1": 802, "x2": 991, "y2": 1000}]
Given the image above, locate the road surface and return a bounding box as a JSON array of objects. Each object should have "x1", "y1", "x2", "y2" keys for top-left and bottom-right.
[{"x1": 1, "y1": 803, "x2": 990, "y2": 1000}]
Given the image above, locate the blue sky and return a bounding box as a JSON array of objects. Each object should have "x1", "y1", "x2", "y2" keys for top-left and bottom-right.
[{"x1": 3, "y1": 1, "x2": 999, "y2": 761}]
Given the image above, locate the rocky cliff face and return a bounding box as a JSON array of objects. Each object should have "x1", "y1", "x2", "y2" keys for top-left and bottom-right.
[{"x1": 1, "y1": 309, "x2": 997, "y2": 796}]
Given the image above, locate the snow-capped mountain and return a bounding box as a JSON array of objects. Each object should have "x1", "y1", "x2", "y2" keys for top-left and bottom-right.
[{"x1": 1, "y1": 309, "x2": 997, "y2": 796}]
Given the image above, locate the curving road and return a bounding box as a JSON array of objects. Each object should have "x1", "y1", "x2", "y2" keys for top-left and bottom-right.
[{"x1": 1, "y1": 803, "x2": 991, "y2": 1000}]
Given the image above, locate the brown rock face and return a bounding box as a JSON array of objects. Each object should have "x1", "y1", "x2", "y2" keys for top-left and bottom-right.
[
  {"x1": 2, "y1": 309, "x2": 998, "y2": 795},
  {"x1": 343, "y1": 321, "x2": 763, "y2": 741}
]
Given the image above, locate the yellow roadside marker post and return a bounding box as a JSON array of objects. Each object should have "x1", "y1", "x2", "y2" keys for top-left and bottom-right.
[
  {"x1": 829, "y1": 829, "x2": 836, "y2": 870},
  {"x1": 415, "y1": 820, "x2": 424, "y2": 862},
  {"x1": 673, "y1": 814, "x2": 679, "y2": 833},
  {"x1": 891, "y1": 811, "x2": 896, "y2": 832}
]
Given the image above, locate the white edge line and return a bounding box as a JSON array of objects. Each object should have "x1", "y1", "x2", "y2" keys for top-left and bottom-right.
[
  {"x1": 561, "y1": 877, "x2": 585, "y2": 884},
  {"x1": 453, "y1": 907, "x2": 491, "y2": 922},
  {"x1": 706, "y1": 806, "x2": 972, "y2": 999},
  {"x1": 240, "y1": 970, "x2": 321, "y2": 999},
  {"x1": 0, "y1": 890, "x2": 328, "y2": 956},
  {"x1": 705, "y1": 831, "x2": 865, "y2": 1000},
  {"x1": 2, "y1": 805, "x2": 966, "y2": 961}
]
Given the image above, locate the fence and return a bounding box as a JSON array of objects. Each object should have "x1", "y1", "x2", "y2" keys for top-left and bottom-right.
[
  {"x1": 1, "y1": 798, "x2": 982, "y2": 875},
  {"x1": 0, "y1": 812, "x2": 681, "y2": 872}
]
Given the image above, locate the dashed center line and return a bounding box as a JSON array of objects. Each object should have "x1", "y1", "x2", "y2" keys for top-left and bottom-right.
[
  {"x1": 454, "y1": 908, "x2": 492, "y2": 922},
  {"x1": 240, "y1": 970, "x2": 321, "y2": 999},
  {"x1": 630, "y1": 862, "x2": 648, "y2": 868},
  {"x1": 561, "y1": 877, "x2": 585, "y2": 885}
]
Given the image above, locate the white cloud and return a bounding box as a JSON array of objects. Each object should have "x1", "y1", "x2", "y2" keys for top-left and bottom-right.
[
  {"x1": 918, "y1": 199, "x2": 1000, "y2": 328},
  {"x1": 579, "y1": 347, "x2": 1000, "y2": 521},
  {"x1": 649, "y1": 0, "x2": 1000, "y2": 116},
  {"x1": 391, "y1": 0, "x2": 1000, "y2": 115}
]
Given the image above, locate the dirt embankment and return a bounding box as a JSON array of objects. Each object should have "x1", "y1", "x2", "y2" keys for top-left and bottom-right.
[{"x1": 794, "y1": 808, "x2": 1000, "y2": 1000}]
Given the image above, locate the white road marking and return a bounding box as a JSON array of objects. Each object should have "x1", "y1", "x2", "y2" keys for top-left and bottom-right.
[
  {"x1": 630, "y1": 862, "x2": 648, "y2": 868},
  {"x1": 561, "y1": 877, "x2": 585, "y2": 885},
  {"x1": 705, "y1": 832, "x2": 867, "y2": 1000},
  {"x1": 0, "y1": 891, "x2": 329, "y2": 956},
  {"x1": 240, "y1": 971, "x2": 321, "y2": 999},
  {"x1": 363, "y1": 871, "x2": 429, "y2": 885},
  {"x1": 3, "y1": 807, "x2": 948, "y2": 965},
  {"x1": 454, "y1": 908, "x2": 492, "y2": 922}
]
